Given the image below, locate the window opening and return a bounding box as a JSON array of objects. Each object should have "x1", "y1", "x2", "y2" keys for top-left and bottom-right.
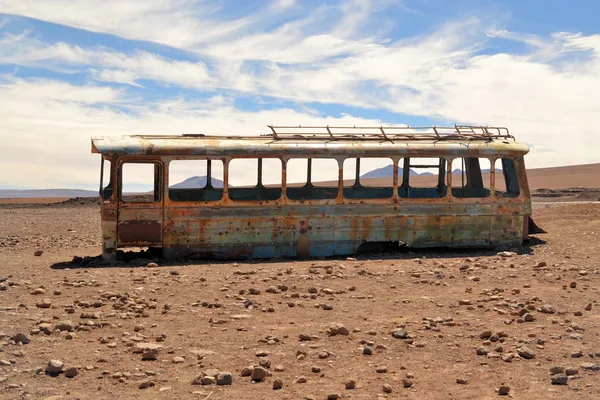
[
  {"x1": 494, "y1": 158, "x2": 520, "y2": 197},
  {"x1": 100, "y1": 157, "x2": 114, "y2": 201},
  {"x1": 343, "y1": 158, "x2": 394, "y2": 199},
  {"x1": 399, "y1": 157, "x2": 447, "y2": 198},
  {"x1": 121, "y1": 162, "x2": 161, "y2": 203},
  {"x1": 228, "y1": 158, "x2": 282, "y2": 201},
  {"x1": 451, "y1": 158, "x2": 492, "y2": 198},
  {"x1": 287, "y1": 158, "x2": 339, "y2": 200},
  {"x1": 169, "y1": 159, "x2": 224, "y2": 202}
]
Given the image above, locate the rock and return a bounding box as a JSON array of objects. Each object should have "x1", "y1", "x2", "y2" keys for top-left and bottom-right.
[
  {"x1": 456, "y1": 377, "x2": 468, "y2": 384},
  {"x1": 376, "y1": 366, "x2": 388, "y2": 373},
  {"x1": 296, "y1": 376, "x2": 307, "y2": 383},
  {"x1": 402, "y1": 378, "x2": 413, "y2": 388},
  {"x1": 327, "y1": 394, "x2": 341, "y2": 400},
  {"x1": 584, "y1": 303, "x2": 592, "y2": 311},
  {"x1": 541, "y1": 304, "x2": 556, "y2": 314},
  {"x1": 551, "y1": 374, "x2": 568, "y2": 385},
  {"x1": 255, "y1": 350, "x2": 270, "y2": 357},
  {"x1": 327, "y1": 323, "x2": 349, "y2": 336},
  {"x1": 192, "y1": 376, "x2": 215, "y2": 385},
  {"x1": 216, "y1": 372, "x2": 233, "y2": 385},
  {"x1": 39, "y1": 323, "x2": 53, "y2": 334},
  {"x1": 46, "y1": 359, "x2": 64, "y2": 374},
  {"x1": 248, "y1": 288, "x2": 261, "y2": 295},
  {"x1": 12, "y1": 333, "x2": 29, "y2": 344},
  {"x1": 345, "y1": 379, "x2": 356, "y2": 389},
  {"x1": 392, "y1": 329, "x2": 408, "y2": 339},
  {"x1": 142, "y1": 349, "x2": 159, "y2": 361},
  {"x1": 363, "y1": 346, "x2": 373, "y2": 355},
  {"x1": 549, "y1": 366, "x2": 565, "y2": 375},
  {"x1": 476, "y1": 347, "x2": 489, "y2": 356},
  {"x1": 517, "y1": 346, "x2": 535, "y2": 359},
  {"x1": 458, "y1": 299, "x2": 472, "y2": 305},
  {"x1": 34, "y1": 250, "x2": 44, "y2": 256},
  {"x1": 147, "y1": 262, "x2": 158, "y2": 268},
  {"x1": 172, "y1": 356, "x2": 185, "y2": 363},
  {"x1": 480, "y1": 330, "x2": 493, "y2": 339},
  {"x1": 273, "y1": 379, "x2": 283, "y2": 390},
  {"x1": 55, "y1": 320, "x2": 74, "y2": 332},
  {"x1": 139, "y1": 380, "x2": 155, "y2": 389},
  {"x1": 274, "y1": 365, "x2": 285, "y2": 372},
  {"x1": 581, "y1": 363, "x2": 600, "y2": 371},
  {"x1": 251, "y1": 366, "x2": 268, "y2": 381},
  {"x1": 36, "y1": 298, "x2": 52, "y2": 309},
  {"x1": 64, "y1": 367, "x2": 78, "y2": 378},
  {"x1": 32, "y1": 288, "x2": 46, "y2": 295},
  {"x1": 498, "y1": 385, "x2": 510, "y2": 395},
  {"x1": 565, "y1": 368, "x2": 578, "y2": 376},
  {"x1": 241, "y1": 366, "x2": 253, "y2": 377},
  {"x1": 569, "y1": 282, "x2": 577, "y2": 289},
  {"x1": 382, "y1": 384, "x2": 393, "y2": 393}
]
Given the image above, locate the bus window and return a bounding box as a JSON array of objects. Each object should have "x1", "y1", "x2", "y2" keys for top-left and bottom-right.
[
  {"x1": 169, "y1": 159, "x2": 224, "y2": 202},
  {"x1": 451, "y1": 158, "x2": 492, "y2": 198},
  {"x1": 228, "y1": 158, "x2": 282, "y2": 201},
  {"x1": 120, "y1": 162, "x2": 161, "y2": 203},
  {"x1": 287, "y1": 158, "x2": 338, "y2": 200},
  {"x1": 101, "y1": 158, "x2": 114, "y2": 201},
  {"x1": 399, "y1": 157, "x2": 447, "y2": 198},
  {"x1": 494, "y1": 158, "x2": 520, "y2": 197},
  {"x1": 343, "y1": 158, "x2": 394, "y2": 199}
]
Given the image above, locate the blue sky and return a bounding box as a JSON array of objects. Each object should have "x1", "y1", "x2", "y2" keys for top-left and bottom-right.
[{"x1": 0, "y1": 0, "x2": 599, "y2": 189}]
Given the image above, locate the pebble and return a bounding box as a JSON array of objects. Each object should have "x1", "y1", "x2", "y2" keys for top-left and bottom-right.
[
  {"x1": 517, "y1": 346, "x2": 535, "y2": 359},
  {"x1": 172, "y1": 356, "x2": 185, "y2": 363},
  {"x1": 46, "y1": 359, "x2": 64, "y2": 374},
  {"x1": 376, "y1": 366, "x2": 388, "y2": 373},
  {"x1": 12, "y1": 333, "x2": 29, "y2": 344},
  {"x1": 273, "y1": 379, "x2": 283, "y2": 390},
  {"x1": 55, "y1": 320, "x2": 74, "y2": 332},
  {"x1": 216, "y1": 372, "x2": 233, "y2": 385},
  {"x1": 382, "y1": 384, "x2": 393, "y2": 393},
  {"x1": 498, "y1": 385, "x2": 510, "y2": 395},
  {"x1": 251, "y1": 366, "x2": 268, "y2": 381},
  {"x1": 327, "y1": 323, "x2": 349, "y2": 336},
  {"x1": 345, "y1": 379, "x2": 356, "y2": 389},
  {"x1": 392, "y1": 329, "x2": 408, "y2": 339},
  {"x1": 327, "y1": 394, "x2": 341, "y2": 400},
  {"x1": 456, "y1": 377, "x2": 468, "y2": 384},
  {"x1": 551, "y1": 374, "x2": 568, "y2": 385},
  {"x1": 139, "y1": 380, "x2": 155, "y2": 389},
  {"x1": 402, "y1": 378, "x2": 413, "y2": 388},
  {"x1": 36, "y1": 298, "x2": 52, "y2": 309},
  {"x1": 64, "y1": 367, "x2": 78, "y2": 378}
]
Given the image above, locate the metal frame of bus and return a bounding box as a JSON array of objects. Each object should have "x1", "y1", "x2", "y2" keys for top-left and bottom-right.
[{"x1": 91, "y1": 125, "x2": 532, "y2": 261}]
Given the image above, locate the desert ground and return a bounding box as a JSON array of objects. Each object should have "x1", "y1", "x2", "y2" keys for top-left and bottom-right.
[{"x1": 0, "y1": 197, "x2": 599, "y2": 400}]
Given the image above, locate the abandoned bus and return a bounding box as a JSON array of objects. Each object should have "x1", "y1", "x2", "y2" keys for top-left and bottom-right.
[{"x1": 91, "y1": 125, "x2": 532, "y2": 261}]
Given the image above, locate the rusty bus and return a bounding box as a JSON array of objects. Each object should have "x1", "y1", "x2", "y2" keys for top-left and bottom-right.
[{"x1": 91, "y1": 125, "x2": 534, "y2": 261}]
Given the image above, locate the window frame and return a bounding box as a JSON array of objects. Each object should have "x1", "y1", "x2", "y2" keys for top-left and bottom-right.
[
  {"x1": 118, "y1": 159, "x2": 163, "y2": 204},
  {"x1": 167, "y1": 158, "x2": 225, "y2": 203}
]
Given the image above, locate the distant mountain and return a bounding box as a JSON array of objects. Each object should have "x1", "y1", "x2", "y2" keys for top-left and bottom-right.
[
  {"x1": 171, "y1": 176, "x2": 224, "y2": 189},
  {"x1": 0, "y1": 189, "x2": 97, "y2": 198},
  {"x1": 360, "y1": 165, "x2": 419, "y2": 179}
]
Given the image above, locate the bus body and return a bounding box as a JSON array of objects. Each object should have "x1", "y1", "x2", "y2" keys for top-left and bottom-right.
[{"x1": 91, "y1": 126, "x2": 532, "y2": 261}]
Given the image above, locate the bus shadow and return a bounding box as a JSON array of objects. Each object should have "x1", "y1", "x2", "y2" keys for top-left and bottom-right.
[{"x1": 50, "y1": 235, "x2": 546, "y2": 270}]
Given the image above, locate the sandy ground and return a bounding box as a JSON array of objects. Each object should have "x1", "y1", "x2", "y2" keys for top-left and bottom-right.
[{"x1": 1, "y1": 202, "x2": 600, "y2": 400}]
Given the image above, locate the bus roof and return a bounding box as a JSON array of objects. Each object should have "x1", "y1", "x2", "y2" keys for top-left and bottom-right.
[{"x1": 91, "y1": 125, "x2": 530, "y2": 158}]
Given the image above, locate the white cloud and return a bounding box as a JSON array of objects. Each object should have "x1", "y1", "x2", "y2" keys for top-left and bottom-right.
[{"x1": 0, "y1": 0, "x2": 599, "y2": 191}]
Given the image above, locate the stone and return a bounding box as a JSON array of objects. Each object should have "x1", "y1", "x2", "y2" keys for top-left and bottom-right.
[
  {"x1": 46, "y1": 359, "x2": 64, "y2": 374},
  {"x1": 55, "y1": 320, "x2": 74, "y2": 332},
  {"x1": 273, "y1": 379, "x2": 283, "y2": 390},
  {"x1": 146, "y1": 262, "x2": 158, "y2": 268},
  {"x1": 569, "y1": 282, "x2": 577, "y2": 289},
  {"x1": 327, "y1": 394, "x2": 341, "y2": 400},
  {"x1": 12, "y1": 333, "x2": 29, "y2": 344},
  {"x1": 327, "y1": 323, "x2": 349, "y2": 336},
  {"x1": 251, "y1": 366, "x2": 268, "y2": 381},
  {"x1": 142, "y1": 349, "x2": 159, "y2": 361},
  {"x1": 172, "y1": 356, "x2": 185, "y2": 364},
  {"x1": 517, "y1": 346, "x2": 535, "y2": 359},
  {"x1": 382, "y1": 384, "x2": 393, "y2": 393},
  {"x1": 345, "y1": 379, "x2": 356, "y2": 389},
  {"x1": 274, "y1": 365, "x2": 285, "y2": 372},
  {"x1": 139, "y1": 380, "x2": 156, "y2": 389},
  {"x1": 549, "y1": 366, "x2": 565, "y2": 375},
  {"x1": 296, "y1": 376, "x2": 307, "y2": 383},
  {"x1": 541, "y1": 304, "x2": 556, "y2": 314},
  {"x1": 363, "y1": 346, "x2": 373, "y2": 355},
  {"x1": 551, "y1": 374, "x2": 568, "y2": 385},
  {"x1": 456, "y1": 377, "x2": 468, "y2": 384},
  {"x1": 476, "y1": 347, "x2": 489, "y2": 356},
  {"x1": 34, "y1": 250, "x2": 44, "y2": 256},
  {"x1": 480, "y1": 330, "x2": 493, "y2": 339},
  {"x1": 216, "y1": 372, "x2": 233, "y2": 385},
  {"x1": 392, "y1": 329, "x2": 408, "y2": 339},
  {"x1": 241, "y1": 366, "x2": 253, "y2": 377},
  {"x1": 64, "y1": 367, "x2": 78, "y2": 378},
  {"x1": 584, "y1": 303, "x2": 592, "y2": 311},
  {"x1": 498, "y1": 386, "x2": 510, "y2": 395},
  {"x1": 581, "y1": 363, "x2": 600, "y2": 371},
  {"x1": 36, "y1": 298, "x2": 52, "y2": 309},
  {"x1": 376, "y1": 366, "x2": 388, "y2": 373},
  {"x1": 402, "y1": 378, "x2": 413, "y2": 388},
  {"x1": 565, "y1": 368, "x2": 578, "y2": 376}
]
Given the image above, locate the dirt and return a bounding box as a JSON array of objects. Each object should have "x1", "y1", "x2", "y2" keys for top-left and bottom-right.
[{"x1": 1, "y1": 202, "x2": 600, "y2": 400}]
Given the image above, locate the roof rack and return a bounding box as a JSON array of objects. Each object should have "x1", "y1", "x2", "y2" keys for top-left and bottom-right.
[{"x1": 265, "y1": 125, "x2": 514, "y2": 141}]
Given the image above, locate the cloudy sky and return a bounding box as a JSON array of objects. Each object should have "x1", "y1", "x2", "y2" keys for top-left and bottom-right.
[{"x1": 0, "y1": 0, "x2": 599, "y2": 190}]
